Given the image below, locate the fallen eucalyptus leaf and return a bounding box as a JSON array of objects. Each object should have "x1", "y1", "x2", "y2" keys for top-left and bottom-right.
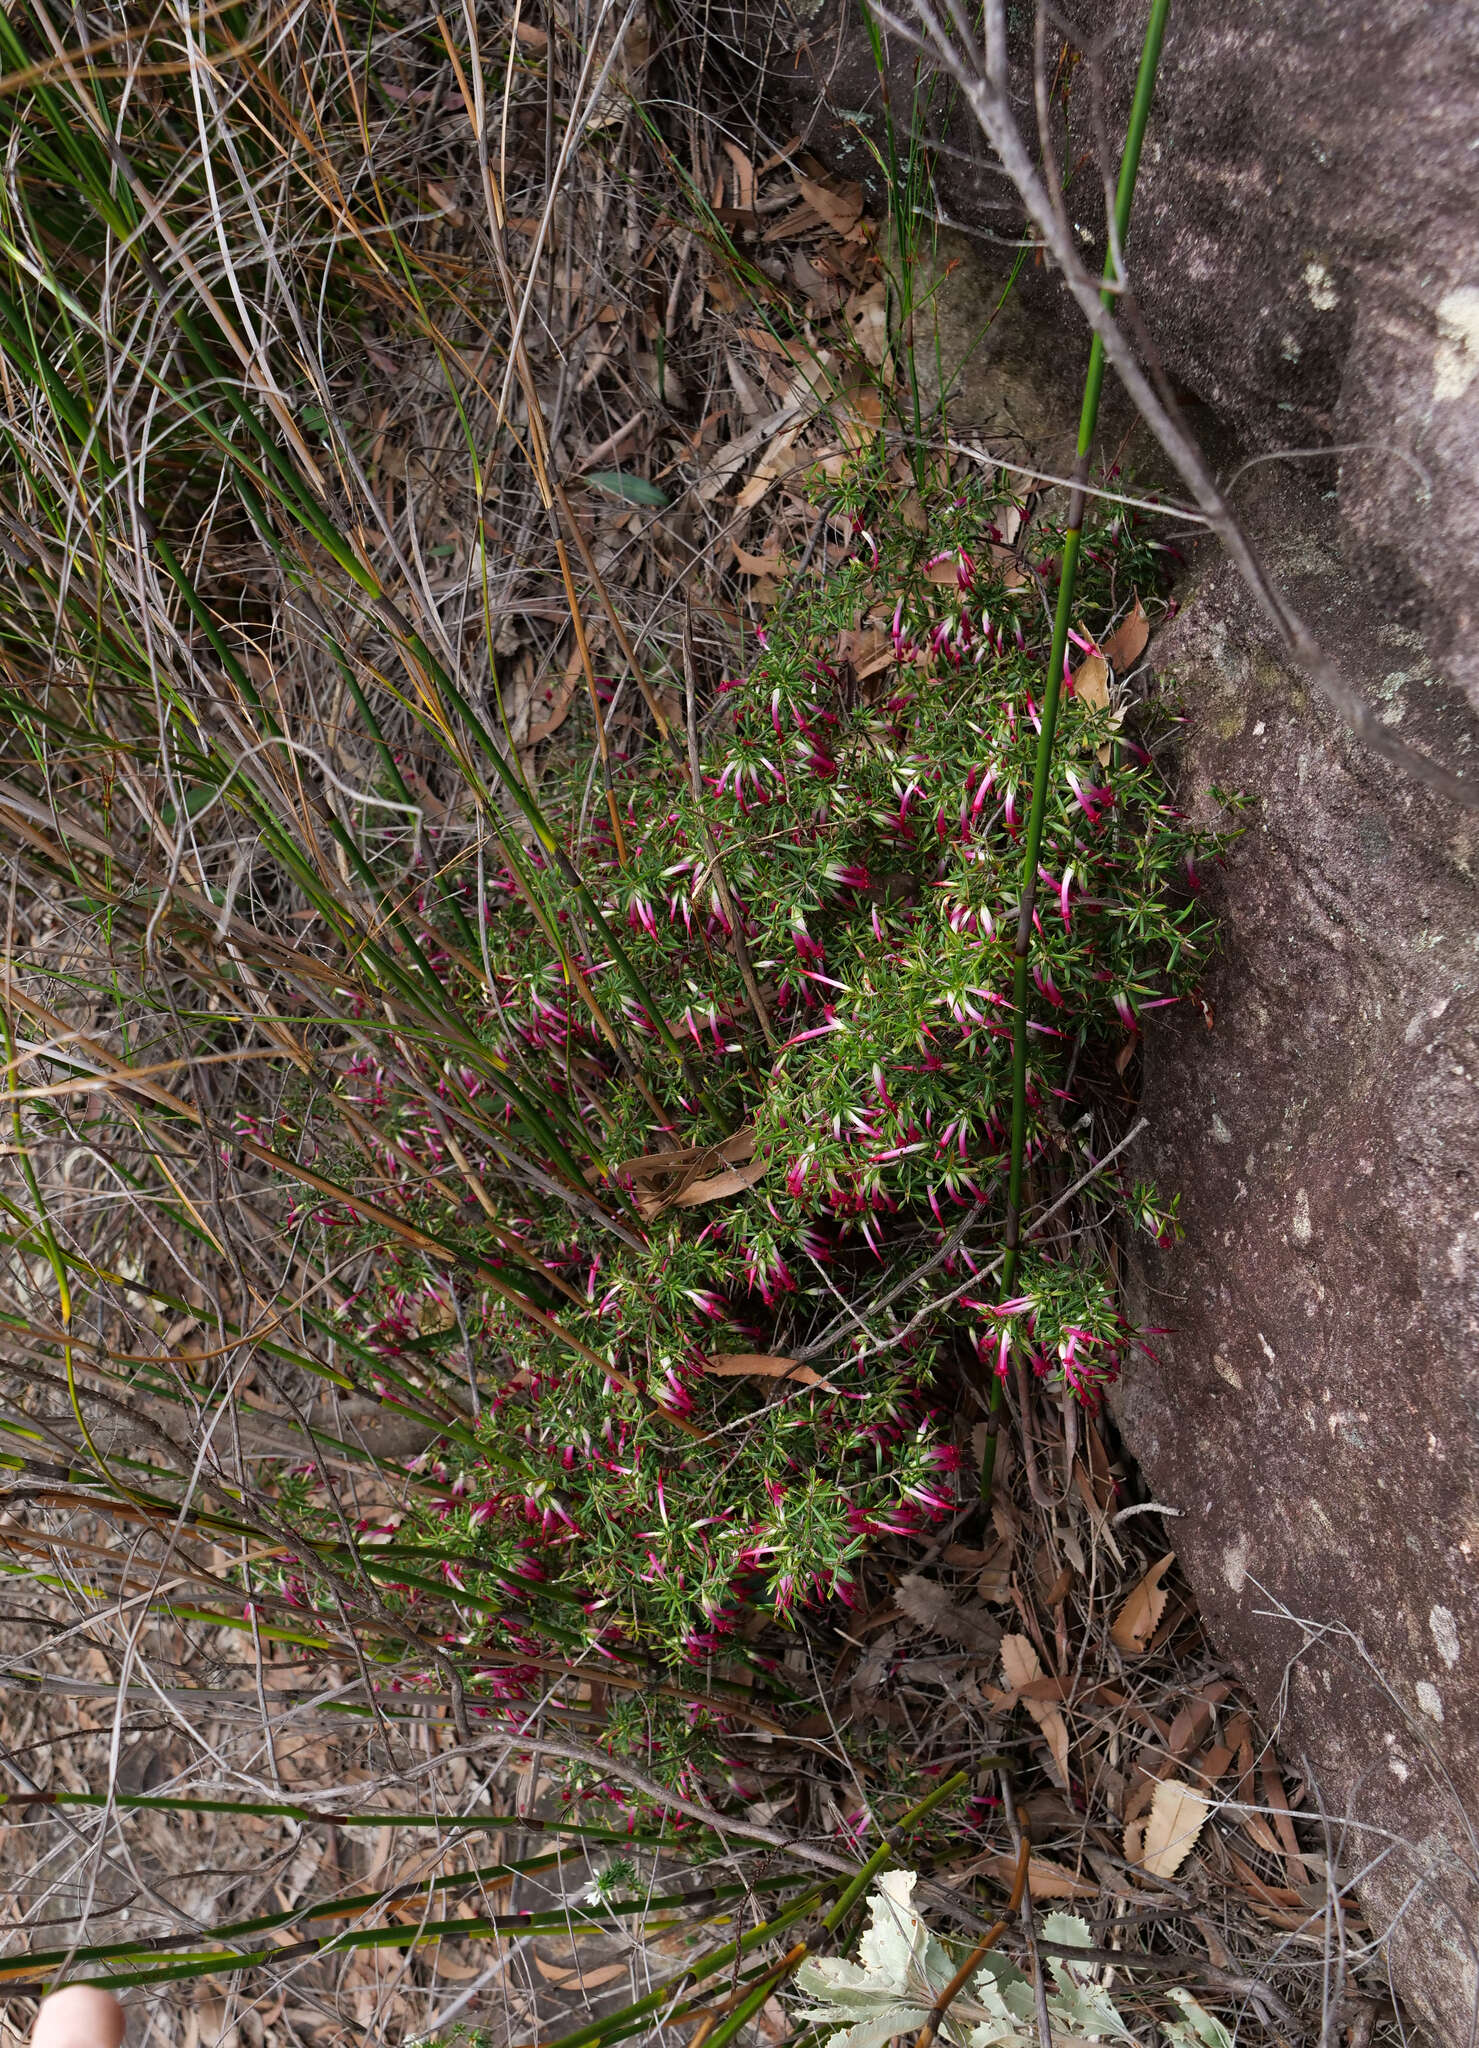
[
  {"x1": 704, "y1": 1352, "x2": 823, "y2": 1386},
  {"x1": 1103, "y1": 596, "x2": 1150, "y2": 670}
]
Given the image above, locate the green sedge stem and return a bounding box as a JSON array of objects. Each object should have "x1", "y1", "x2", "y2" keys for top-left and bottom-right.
[
  {"x1": 8, "y1": 1871, "x2": 813, "y2": 1981},
  {"x1": 0, "y1": 1789, "x2": 695, "y2": 1838},
  {"x1": 983, "y1": 0, "x2": 1171, "y2": 1508}
]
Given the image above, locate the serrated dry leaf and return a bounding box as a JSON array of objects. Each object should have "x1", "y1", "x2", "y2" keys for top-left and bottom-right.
[
  {"x1": 1001, "y1": 1633, "x2": 1071, "y2": 1787},
  {"x1": 762, "y1": 199, "x2": 824, "y2": 243},
  {"x1": 895, "y1": 1573, "x2": 1002, "y2": 1656},
  {"x1": 1139, "y1": 1777, "x2": 1208, "y2": 1879},
  {"x1": 705, "y1": 1353, "x2": 823, "y2": 1386},
  {"x1": 798, "y1": 175, "x2": 863, "y2": 236},
  {"x1": 1103, "y1": 596, "x2": 1150, "y2": 670},
  {"x1": 1111, "y1": 1551, "x2": 1175, "y2": 1654},
  {"x1": 1074, "y1": 654, "x2": 1110, "y2": 711},
  {"x1": 1167, "y1": 1683, "x2": 1229, "y2": 1759}
]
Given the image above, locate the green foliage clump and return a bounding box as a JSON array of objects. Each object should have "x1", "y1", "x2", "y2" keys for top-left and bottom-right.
[{"x1": 260, "y1": 460, "x2": 1220, "y2": 1688}]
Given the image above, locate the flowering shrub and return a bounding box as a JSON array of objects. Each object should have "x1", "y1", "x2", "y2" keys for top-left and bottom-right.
[{"x1": 258, "y1": 460, "x2": 1221, "y2": 1692}]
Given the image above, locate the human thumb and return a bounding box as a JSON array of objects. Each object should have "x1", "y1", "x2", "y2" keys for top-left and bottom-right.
[{"x1": 31, "y1": 1988, "x2": 125, "y2": 2048}]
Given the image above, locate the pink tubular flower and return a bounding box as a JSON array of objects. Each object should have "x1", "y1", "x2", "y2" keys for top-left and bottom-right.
[
  {"x1": 660, "y1": 1369, "x2": 695, "y2": 1416},
  {"x1": 746, "y1": 1246, "x2": 796, "y2": 1307},
  {"x1": 1032, "y1": 962, "x2": 1065, "y2": 1007},
  {"x1": 1065, "y1": 767, "x2": 1114, "y2": 824}
]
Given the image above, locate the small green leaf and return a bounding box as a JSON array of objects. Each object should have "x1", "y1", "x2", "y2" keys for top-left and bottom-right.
[
  {"x1": 158, "y1": 785, "x2": 217, "y2": 827},
  {"x1": 584, "y1": 469, "x2": 670, "y2": 508}
]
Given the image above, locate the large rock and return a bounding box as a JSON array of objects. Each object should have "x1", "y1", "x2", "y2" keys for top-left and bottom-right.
[
  {"x1": 767, "y1": 0, "x2": 1479, "y2": 709},
  {"x1": 744, "y1": 1, "x2": 1479, "y2": 2034},
  {"x1": 1119, "y1": 464, "x2": 1479, "y2": 2045}
]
